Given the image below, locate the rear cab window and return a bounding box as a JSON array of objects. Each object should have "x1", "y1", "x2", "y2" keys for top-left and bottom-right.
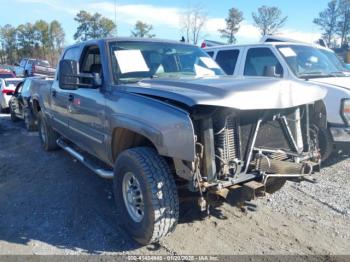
[
  {"x1": 215, "y1": 49, "x2": 240, "y2": 75},
  {"x1": 244, "y1": 47, "x2": 283, "y2": 77}
]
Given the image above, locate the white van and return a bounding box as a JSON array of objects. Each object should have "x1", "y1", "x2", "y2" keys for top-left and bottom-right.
[{"x1": 205, "y1": 40, "x2": 350, "y2": 160}]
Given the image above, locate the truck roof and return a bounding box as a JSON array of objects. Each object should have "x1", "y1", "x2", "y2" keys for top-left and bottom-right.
[
  {"x1": 204, "y1": 41, "x2": 332, "y2": 53},
  {"x1": 66, "y1": 37, "x2": 194, "y2": 49}
]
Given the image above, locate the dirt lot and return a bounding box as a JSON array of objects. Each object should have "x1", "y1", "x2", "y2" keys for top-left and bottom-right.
[{"x1": 0, "y1": 113, "x2": 349, "y2": 256}]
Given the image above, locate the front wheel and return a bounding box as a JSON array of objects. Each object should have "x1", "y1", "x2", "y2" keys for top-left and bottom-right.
[
  {"x1": 38, "y1": 111, "x2": 59, "y2": 151},
  {"x1": 265, "y1": 178, "x2": 287, "y2": 194},
  {"x1": 113, "y1": 147, "x2": 179, "y2": 245},
  {"x1": 318, "y1": 127, "x2": 334, "y2": 162}
]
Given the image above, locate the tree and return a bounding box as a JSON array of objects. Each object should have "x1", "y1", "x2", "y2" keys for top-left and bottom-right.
[
  {"x1": 131, "y1": 21, "x2": 155, "y2": 38},
  {"x1": 34, "y1": 20, "x2": 50, "y2": 58},
  {"x1": 313, "y1": 0, "x2": 339, "y2": 47},
  {"x1": 252, "y1": 6, "x2": 288, "y2": 36},
  {"x1": 219, "y1": 8, "x2": 244, "y2": 44},
  {"x1": 181, "y1": 5, "x2": 207, "y2": 45},
  {"x1": 0, "y1": 24, "x2": 18, "y2": 64},
  {"x1": 49, "y1": 20, "x2": 65, "y2": 66},
  {"x1": 337, "y1": 0, "x2": 350, "y2": 47},
  {"x1": 74, "y1": 10, "x2": 116, "y2": 42}
]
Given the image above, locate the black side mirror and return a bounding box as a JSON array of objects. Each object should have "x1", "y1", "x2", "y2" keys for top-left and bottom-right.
[{"x1": 59, "y1": 60, "x2": 79, "y2": 90}]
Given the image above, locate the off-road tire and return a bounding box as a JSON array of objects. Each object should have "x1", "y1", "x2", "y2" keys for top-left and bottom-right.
[
  {"x1": 9, "y1": 106, "x2": 19, "y2": 122},
  {"x1": 265, "y1": 178, "x2": 287, "y2": 194},
  {"x1": 113, "y1": 147, "x2": 179, "y2": 245},
  {"x1": 38, "y1": 111, "x2": 59, "y2": 151},
  {"x1": 318, "y1": 127, "x2": 334, "y2": 162},
  {"x1": 24, "y1": 108, "x2": 37, "y2": 131}
]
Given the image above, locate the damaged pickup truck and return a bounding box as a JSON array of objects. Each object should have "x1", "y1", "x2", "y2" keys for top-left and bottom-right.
[{"x1": 30, "y1": 38, "x2": 327, "y2": 245}]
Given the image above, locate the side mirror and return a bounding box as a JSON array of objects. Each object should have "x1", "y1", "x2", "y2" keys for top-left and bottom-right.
[
  {"x1": 263, "y1": 65, "x2": 281, "y2": 78},
  {"x1": 92, "y1": 73, "x2": 102, "y2": 86},
  {"x1": 59, "y1": 60, "x2": 79, "y2": 90}
]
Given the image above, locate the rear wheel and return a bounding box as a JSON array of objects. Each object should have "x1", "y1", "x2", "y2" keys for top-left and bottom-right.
[
  {"x1": 113, "y1": 147, "x2": 179, "y2": 245},
  {"x1": 24, "y1": 108, "x2": 37, "y2": 131},
  {"x1": 9, "y1": 106, "x2": 19, "y2": 122},
  {"x1": 38, "y1": 111, "x2": 59, "y2": 151}
]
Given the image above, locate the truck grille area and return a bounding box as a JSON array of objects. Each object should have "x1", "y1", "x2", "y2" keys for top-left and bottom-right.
[{"x1": 212, "y1": 107, "x2": 307, "y2": 178}]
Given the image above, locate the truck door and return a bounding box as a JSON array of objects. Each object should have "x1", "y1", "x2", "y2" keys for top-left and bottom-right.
[
  {"x1": 65, "y1": 44, "x2": 108, "y2": 162},
  {"x1": 50, "y1": 46, "x2": 81, "y2": 134},
  {"x1": 242, "y1": 47, "x2": 284, "y2": 78}
]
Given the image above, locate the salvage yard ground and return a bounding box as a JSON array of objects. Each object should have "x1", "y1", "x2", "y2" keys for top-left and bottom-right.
[{"x1": 0, "y1": 114, "x2": 349, "y2": 255}]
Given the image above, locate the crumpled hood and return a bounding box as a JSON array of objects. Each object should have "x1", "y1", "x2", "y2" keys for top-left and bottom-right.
[
  {"x1": 310, "y1": 77, "x2": 350, "y2": 91},
  {"x1": 123, "y1": 76, "x2": 327, "y2": 110}
]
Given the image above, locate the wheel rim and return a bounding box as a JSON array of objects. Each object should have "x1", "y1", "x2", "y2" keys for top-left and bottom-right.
[
  {"x1": 122, "y1": 172, "x2": 144, "y2": 223},
  {"x1": 40, "y1": 120, "x2": 46, "y2": 144}
]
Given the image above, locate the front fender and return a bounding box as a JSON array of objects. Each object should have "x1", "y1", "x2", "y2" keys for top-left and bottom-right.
[{"x1": 107, "y1": 92, "x2": 196, "y2": 162}]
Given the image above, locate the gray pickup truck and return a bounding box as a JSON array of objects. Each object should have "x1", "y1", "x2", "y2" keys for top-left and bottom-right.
[{"x1": 30, "y1": 38, "x2": 327, "y2": 245}]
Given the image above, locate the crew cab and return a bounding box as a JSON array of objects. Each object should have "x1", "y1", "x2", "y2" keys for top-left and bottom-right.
[
  {"x1": 205, "y1": 41, "x2": 350, "y2": 160},
  {"x1": 30, "y1": 38, "x2": 326, "y2": 245},
  {"x1": 15, "y1": 58, "x2": 56, "y2": 77}
]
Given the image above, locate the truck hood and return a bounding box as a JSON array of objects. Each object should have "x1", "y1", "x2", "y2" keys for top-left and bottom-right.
[
  {"x1": 310, "y1": 77, "x2": 350, "y2": 91},
  {"x1": 123, "y1": 77, "x2": 327, "y2": 110}
]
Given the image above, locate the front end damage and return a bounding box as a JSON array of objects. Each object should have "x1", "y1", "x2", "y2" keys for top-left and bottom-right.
[{"x1": 175, "y1": 101, "x2": 327, "y2": 207}]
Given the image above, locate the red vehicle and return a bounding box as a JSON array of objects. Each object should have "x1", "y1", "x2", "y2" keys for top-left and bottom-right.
[{"x1": 0, "y1": 69, "x2": 16, "y2": 79}]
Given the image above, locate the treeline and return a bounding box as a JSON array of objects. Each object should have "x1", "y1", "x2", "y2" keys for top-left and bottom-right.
[
  {"x1": 0, "y1": 20, "x2": 65, "y2": 66},
  {"x1": 314, "y1": 0, "x2": 350, "y2": 48}
]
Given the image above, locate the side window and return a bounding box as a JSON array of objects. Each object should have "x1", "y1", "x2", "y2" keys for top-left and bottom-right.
[
  {"x1": 215, "y1": 49, "x2": 240, "y2": 75},
  {"x1": 63, "y1": 47, "x2": 80, "y2": 61},
  {"x1": 20, "y1": 59, "x2": 27, "y2": 67},
  {"x1": 206, "y1": 51, "x2": 214, "y2": 58},
  {"x1": 244, "y1": 48, "x2": 283, "y2": 77},
  {"x1": 80, "y1": 45, "x2": 102, "y2": 84},
  {"x1": 21, "y1": 80, "x2": 31, "y2": 96}
]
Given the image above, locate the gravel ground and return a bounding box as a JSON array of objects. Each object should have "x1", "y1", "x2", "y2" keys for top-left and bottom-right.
[{"x1": 0, "y1": 113, "x2": 349, "y2": 256}]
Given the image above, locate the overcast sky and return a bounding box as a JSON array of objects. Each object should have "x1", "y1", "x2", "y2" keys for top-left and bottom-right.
[{"x1": 0, "y1": 0, "x2": 329, "y2": 45}]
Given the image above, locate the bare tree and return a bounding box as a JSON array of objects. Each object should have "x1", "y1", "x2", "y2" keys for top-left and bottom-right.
[
  {"x1": 337, "y1": 0, "x2": 350, "y2": 47},
  {"x1": 219, "y1": 8, "x2": 244, "y2": 44},
  {"x1": 313, "y1": 0, "x2": 339, "y2": 47},
  {"x1": 180, "y1": 5, "x2": 207, "y2": 45},
  {"x1": 252, "y1": 6, "x2": 288, "y2": 36}
]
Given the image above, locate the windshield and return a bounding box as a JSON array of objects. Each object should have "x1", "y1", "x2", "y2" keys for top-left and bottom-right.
[
  {"x1": 319, "y1": 49, "x2": 349, "y2": 72},
  {"x1": 277, "y1": 45, "x2": 343, "y2": 78},
  {"x1": 109, "y1": 41, "x2": 225, "y2": 83}
]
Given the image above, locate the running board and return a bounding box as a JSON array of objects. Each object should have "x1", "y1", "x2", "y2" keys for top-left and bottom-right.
[{"x1": 56, "y1": 138, "x2": 113, "y2": 179}]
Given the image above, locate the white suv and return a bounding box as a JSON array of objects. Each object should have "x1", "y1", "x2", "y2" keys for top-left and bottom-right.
[{"x1": 205, "y1": 41, "x2": 350, "y2": 160}]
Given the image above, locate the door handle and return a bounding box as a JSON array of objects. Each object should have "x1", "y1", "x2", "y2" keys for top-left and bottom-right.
[
  {"x1": 68, "y1": 94, "x2": 74, "y2": 102},
  {"x1": 52, "y1": 90, "x2": 57, "y2": 97}
]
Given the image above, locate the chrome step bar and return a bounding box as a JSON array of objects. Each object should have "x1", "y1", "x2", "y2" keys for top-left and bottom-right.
[{"x1": 57, "y1": 138, "x2": 113, "y2": 179}]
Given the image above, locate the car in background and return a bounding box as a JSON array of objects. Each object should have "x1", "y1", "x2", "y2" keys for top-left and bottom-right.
[
  {"x1": 15, "y1": 58, "x2": 56, "y2": 77},
  {"x1": 0, "y1": 65, "x2": 17, "y2": 76},
  {"x1": 0, "y1": 78, "x2": 23, "y2": 113},
  {"x1": 8, "y1": 77, "x2": 45, "y2": 131},
  {"x1": 205, "y1": 41, "x2": 350, "y2": 161},
  {"x1": 0, "y1": 69, "x2": 16, "y2": 79}
]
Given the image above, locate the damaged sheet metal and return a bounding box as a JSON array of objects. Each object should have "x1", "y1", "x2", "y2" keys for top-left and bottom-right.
[{"x1": 124, "y1": 77, "x2": 327, "y2": 110}]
